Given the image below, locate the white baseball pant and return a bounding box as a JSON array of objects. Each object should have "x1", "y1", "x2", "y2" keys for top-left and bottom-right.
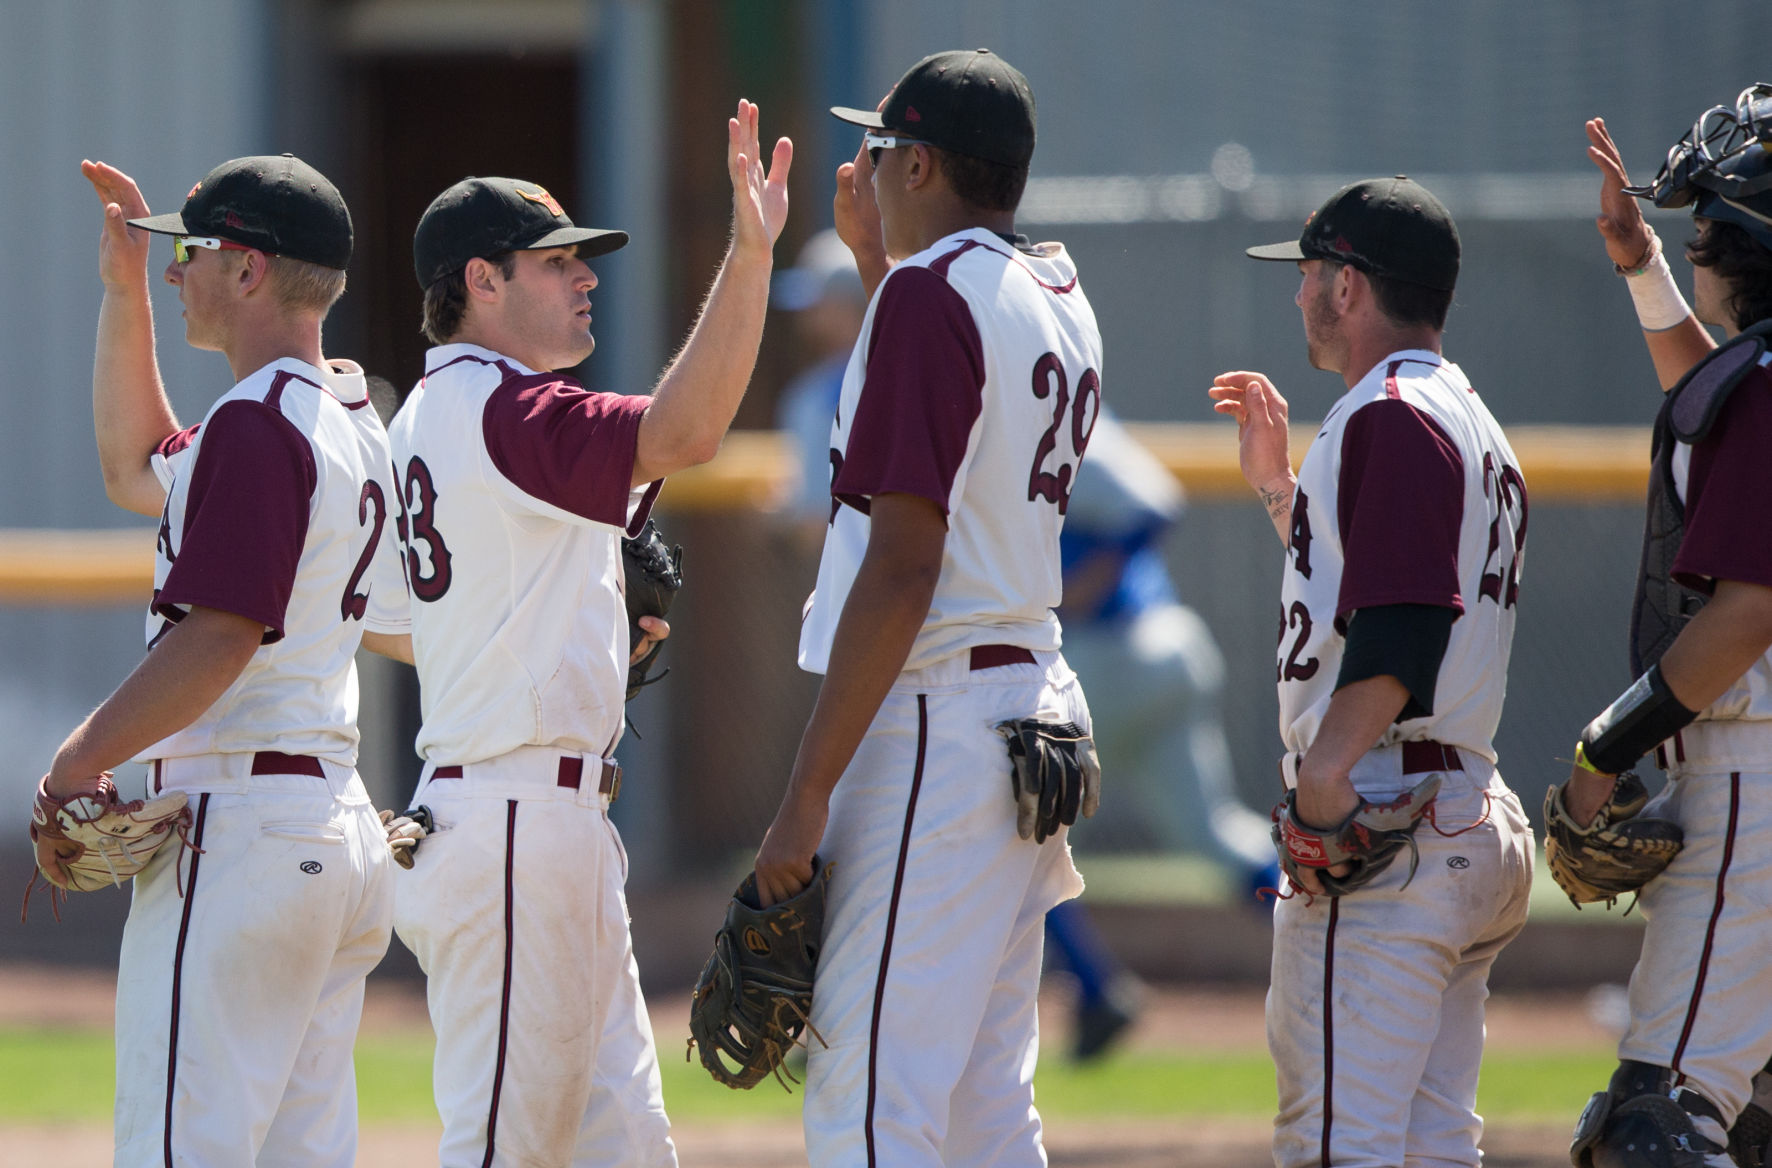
[
  {"x1": 803, "y1": 648, "x2": 1088, "y2": 1168},
  {"x1": 1267, "y1": 749, "x2": 1533, "y2": 1168},
  {"x1": 393, "y1": 746, "x2": 675, "y2": 1168},
  {"x1": 113, "y1": 754, "x2": 393, "y2": 1168}
]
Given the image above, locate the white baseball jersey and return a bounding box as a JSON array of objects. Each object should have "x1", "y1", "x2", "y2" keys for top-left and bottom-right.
[
  {"x1": 1668, "y1": 353, "x2": 1772, "y2": 724},
  {"x1": 387, "y1": 342, "x2": 659, "y2": 765},
  {"x1": 1276, "y1": 351, "x2": 1524, "y2": 772},
  {"x1": 137, "y1": 357, "x2": 409, "y2": 766},
  {"x1": 799, "y1": 227, "x2": 1104, "y2": 674}
]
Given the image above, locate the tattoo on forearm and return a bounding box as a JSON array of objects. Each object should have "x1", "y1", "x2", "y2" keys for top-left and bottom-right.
[{"x1": 1258, "y1": 484, "x2": 1291, "y2": 520}]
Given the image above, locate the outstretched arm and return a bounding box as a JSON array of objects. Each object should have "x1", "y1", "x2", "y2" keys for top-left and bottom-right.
[
  {"x1": 1210, "y1": 370, "x2": 1296, "y2": 546},
  {"x1": 1584, "y1": 118, "x2": 1714, "y2": 389},
  {"x1": 81, "y1": 160, "x2": 177, "y2": 516},
  {"x1": 631, "y1": 100, "x2": 792, "y2": 485}
]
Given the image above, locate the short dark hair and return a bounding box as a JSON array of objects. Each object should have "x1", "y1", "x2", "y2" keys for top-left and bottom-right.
[
  {"x1": 420, "y1": 251, "x2": 516, "y2": 344},
  {"x1": 1688, "y1": 219, "x2": 1772, "y2": 330},
  {"x1": 933, "y1": 147, "x2": 1028, "y2": 213},
  {"x1": 1367, "y1": 270, "x2": 1454, "y2": 331}
]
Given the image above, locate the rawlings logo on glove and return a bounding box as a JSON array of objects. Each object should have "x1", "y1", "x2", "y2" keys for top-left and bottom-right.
[{"x1": 1271, "y1": 775, "x2": 1441, "y2": 896}]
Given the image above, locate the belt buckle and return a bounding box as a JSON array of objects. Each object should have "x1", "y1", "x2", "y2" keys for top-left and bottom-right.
[{"x1": 605, "y1": 761, "x2": 622, "y2": 804}]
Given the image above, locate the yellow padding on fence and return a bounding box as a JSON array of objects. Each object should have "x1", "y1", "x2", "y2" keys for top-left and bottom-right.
[{"x1": 0, "y1": 425, "x2": 1652, "y2": 605}]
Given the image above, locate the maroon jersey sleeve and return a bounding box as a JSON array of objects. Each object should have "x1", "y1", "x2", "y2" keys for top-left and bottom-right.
[
  {"x1": 1674, "y1": 370, "x2": 1772, "y2": 593},
  {"x1": 482, "y1": 373, "x2": 652, "y2": 528},
  {"x1": 831, "y1": 265, "x2": 985, "y2": 515},
  {"x1": 1335, "y1": 398, "x2": 1466, "y2": 620},
  {"x1": 156, "y1": 400, "x2": 315, "y2": 638}
]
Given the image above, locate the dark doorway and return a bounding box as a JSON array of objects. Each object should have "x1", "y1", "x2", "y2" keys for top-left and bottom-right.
[{"x1": 337, "y1": 52, "x2": 581, "y2": 397}]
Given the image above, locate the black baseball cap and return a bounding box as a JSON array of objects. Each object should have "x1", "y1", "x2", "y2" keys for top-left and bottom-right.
[
  {"x1": 832, "y1": 48, "x2": 1036, "y2": 169},
  {"x1": 413, "y1": 177, "x2": 628, "y2": 289},
  {"x1": 1246, "y1": 176, "x2": 1461, "y2": 292},
  {"x1": 129, "y1": 154, "x2": 352, "y2": 270}
]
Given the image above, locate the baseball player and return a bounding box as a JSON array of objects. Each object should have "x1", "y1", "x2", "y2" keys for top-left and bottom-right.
[
  {"x1": 1554, "y1": 89, "x2": 1772, "y2": 1168},
  {"x1": 1211, "y1": 176, "x2": 1535, "y2": 1166},
  {"x1": 751, "y1": 49, "x2": 1103, "y2": 1165},
  {"x1": 58, "y1": 155, "x2": 408, "y2": 1165},
  {"x1": 386, "y1": 100, "x2": 789, "y2": 1168}
]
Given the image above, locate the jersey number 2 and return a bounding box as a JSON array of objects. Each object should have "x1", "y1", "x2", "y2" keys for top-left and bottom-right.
[
  {"x1": 1027, "y1": 352, "x2": 1100, "y2": 514},
  {"x1": 340, "y1": 480, "x2": 386, "y2": 621}
]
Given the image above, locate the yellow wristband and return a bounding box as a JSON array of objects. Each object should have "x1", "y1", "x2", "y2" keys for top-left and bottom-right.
[{"x1": 1573, "y1": 741, "x2": 1608, "y2": 776}]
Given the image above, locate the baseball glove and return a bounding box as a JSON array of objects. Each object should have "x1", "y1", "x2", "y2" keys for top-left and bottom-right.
[
  {"x1": 1544, "y1": 771, "x2": 1683, "y2": 908},
  {"x1": 687, "y1": 860, "x2": 831, "y2": 1091},
  {"x1": 28, "y1": 775, "x2": 192, "y2": 902},
  {"x1": 998, "y1": 718, "x2": 1101, "y2": 844},
  {"x1": 1271, "y1": 775, "x2": 1441, "y2": 896},
  {"x1": 623, "y1": 518, "x2": 683, "y2": 702}
]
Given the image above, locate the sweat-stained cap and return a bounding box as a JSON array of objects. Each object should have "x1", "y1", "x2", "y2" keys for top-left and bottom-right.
[
  {"x1": 1246, "y1": 176, "x2": 1461, "y2": 292},
  {"x1": 831, "y1": 48, "x2": 1036, "y2": 169},
  {"x1": 128, "y1": 154, "x2": 353, "y2": 270},
  {"x1": 413, "y1": 176, "x2": 629, "y2": 289}
]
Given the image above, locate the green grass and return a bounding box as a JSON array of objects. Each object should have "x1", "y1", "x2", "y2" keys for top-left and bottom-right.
[{"x1": 0, "y1": 1026, "x2": 1611, "y2": 1126}]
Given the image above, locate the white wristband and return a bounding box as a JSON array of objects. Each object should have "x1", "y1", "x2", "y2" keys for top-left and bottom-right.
[{"x1": 1625, "y1": 248, "x2": 1691, "y2": 331}]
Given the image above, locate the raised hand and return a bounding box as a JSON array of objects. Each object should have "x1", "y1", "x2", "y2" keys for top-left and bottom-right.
[
  {"x1": 1210, "y1": 370, "x2": 1294, "y2": 490},
  {"x1": 1585, "y1": 118, "x2": 1656, "y2": 270},
  {"x1": 81, "y1": 159, "x2": 154, "y2": 291},
  {"x1": 728, "y1": 99, "x2": 792, "y2": 255},
  {"x1": 834, "y1": 139, "x2": 889, "y2": 282}
]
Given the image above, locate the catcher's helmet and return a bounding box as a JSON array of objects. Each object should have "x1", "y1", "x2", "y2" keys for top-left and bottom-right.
[{"x1": 1629, "y1": 83, "x2": 1772, "y2": 249}]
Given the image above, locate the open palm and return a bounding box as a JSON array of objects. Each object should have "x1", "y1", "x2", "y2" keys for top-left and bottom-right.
[{"x1": 729, "y1": 99, "x2": 792, "y2": 252}]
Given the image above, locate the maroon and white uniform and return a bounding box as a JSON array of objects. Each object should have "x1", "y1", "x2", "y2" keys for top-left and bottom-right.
[
  {"x1": 1267, "y1": 351, "x2": 1536, "y2": 1168},
  {"x1": 115, "y1": 357, "x2": 408, "y2": 1167},
  {"x1": 798, "y1": 228, "x2": 1099, "y2": 1166},
  {"x1": 387, "y1": 342, "x2": 675, "y2": 1168},
  {"x1": 1617, "y1": 352, "x2": 1772, "y2": 1139}
]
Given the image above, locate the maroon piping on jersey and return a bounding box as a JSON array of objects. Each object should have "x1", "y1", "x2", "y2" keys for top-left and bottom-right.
[
  {"x1": 864, "y1": 693, "x2": 931, "y2": 1167},
  {"x1": 482, "y1": 800, "x2": 519, "y2": 1167},
  {"x1": 1319, "y1": 896, "x2": 1340, "y2": 1167},
  {"x1": 163, "y1": 792, "x2": 210, "y2": 1166},
  {"x1": 1671, "y1": 772, "x2": 1740, "y2": 1079},
  {"x1": 928, "y1": 236, "x2": 1080, "y2": 294}
]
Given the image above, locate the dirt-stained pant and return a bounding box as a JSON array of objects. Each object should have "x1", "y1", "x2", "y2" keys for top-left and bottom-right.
[
  {"x1": 114, "y1": 756, "x2": 393, "y2": 1168},
  {"x1": 394, "y1": 746, "x2": 675, "y2": 1168},
  {"x1": 1267, "y1": 751, "x2": 1533, "y2": 1168},
  {"x1": 1616, "y1": 720, "x2": 1772, "y2": 1161}
]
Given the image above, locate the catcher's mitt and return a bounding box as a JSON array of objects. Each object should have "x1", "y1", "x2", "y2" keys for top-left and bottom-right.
[
  {"x1": 997, "y1": 718, "x2": 1101, "y2": 844},
  {"x1": 27, "y1": 775, "x2": 192, "y2": 911},
  {"x1": 1271, "y1": 775, "x2": 1441, "y2": 896},
  {"x1": 1544, "y1": 771, "x2": 1683, "y2": 908},
  {"x1": 623, "y1": 518, "x2": 683, "y2": 702},
  {"x1": 687, "y1": 860, "x2": 831, "y2": 1091}
]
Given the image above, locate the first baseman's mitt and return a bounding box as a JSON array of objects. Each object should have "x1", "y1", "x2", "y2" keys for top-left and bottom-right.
[
  {"x1": 998, "y1": 718, "x2": 1101, "y2": 844},
  {"x1": 687, "y1": 860, "x2": 831, "y2": 1091},
  {"x1": 1271, "y1": 775, "x2": 1441, "y2": 896},
  {"x1": 1543, "y1": 771, "x2": 1682, "y2": 908},
  {"x1": 623, "y1": 518, "x2": 683, "y2": 702},
  {"x1": 26, "y1": 776, "x2": 192, "y2": 912}
]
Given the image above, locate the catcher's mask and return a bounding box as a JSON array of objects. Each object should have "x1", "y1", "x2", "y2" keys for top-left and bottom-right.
[{"x1": 1628, "y1": 83, "x2": 1772, "y2": 249}]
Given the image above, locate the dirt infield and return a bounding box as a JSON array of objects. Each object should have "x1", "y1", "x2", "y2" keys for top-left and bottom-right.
[{"x1": 0, "y1": 964, "x2": 1607, "y2": 1166}]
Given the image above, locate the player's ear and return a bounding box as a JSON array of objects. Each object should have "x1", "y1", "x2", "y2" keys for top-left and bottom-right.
[
  {"x1": 462, "y1": 257, "x2": 503, "y2": 303},
  {"x1": 234, "y1": 250, "x2": 271, "y2": 297},
  {"x1": 903, "y1": 143, "x2": 936, "y2": 192}
]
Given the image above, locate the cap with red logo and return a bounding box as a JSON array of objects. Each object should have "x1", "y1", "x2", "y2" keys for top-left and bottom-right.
[
  {"x1": 831, "y1": 48, "x2": 1036, "y2": 169},
  {"x1": 129, "y1": 154, "x2": 353, "y2": 270},
  {"x1": 412, "y1": 176, "x2": 628, "y2": 289},
  {"x1": 1246, "y1": 176, "x2": 1461, "y2": 292}
]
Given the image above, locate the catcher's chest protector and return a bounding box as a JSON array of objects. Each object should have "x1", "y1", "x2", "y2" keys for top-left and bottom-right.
[{"x1": 1631, "y1": 321, "x2": 1772, "y2": 675}]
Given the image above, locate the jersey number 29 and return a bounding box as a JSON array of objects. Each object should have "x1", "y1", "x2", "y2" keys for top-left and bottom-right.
[{"x1": 1027, "y1": 352, "x2": 1100, "y2": 514}]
